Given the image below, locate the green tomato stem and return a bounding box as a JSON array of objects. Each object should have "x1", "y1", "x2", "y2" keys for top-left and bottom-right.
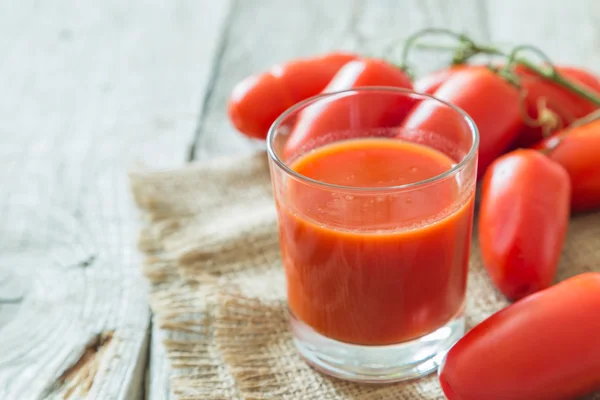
[
  {"x1": 402, "y1": 29, "x2": 600, "y2": 107},
  {"x1": 517, "y1": 58, "x2": 600, "y2": 106},
  {"x1": 567, "y1": 108, "x2": 600, "y2": 129}
]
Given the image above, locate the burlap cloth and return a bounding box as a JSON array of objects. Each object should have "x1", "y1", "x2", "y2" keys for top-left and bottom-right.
[{"x1": 129, "y1": 151, "x2": 600, "y2": 400}]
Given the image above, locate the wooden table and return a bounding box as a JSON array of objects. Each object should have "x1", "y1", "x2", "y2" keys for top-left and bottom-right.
[{"x1": 0, "y1": 0, "x2": 598, "y2": 398}]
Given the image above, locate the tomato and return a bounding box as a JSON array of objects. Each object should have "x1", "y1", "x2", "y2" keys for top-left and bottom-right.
[
  {"x1": 282, "y1": 58, "x2": 413, "y2": 160},
  {"x1": 439, "y1": 272, "x2": 600, "y2": 400},
  {"x1": 534, "y1": 119, "x2": 600, "y2": 211},
  {"x1": 414, "y1": 65, "x2": 484, "y2": 95},
  {"x1": 228, "y1": 52, "x2": 358, "y2": 139},
  {"x1": 479, "y1": 149, "x2": 570, "y2": 300},
  {"x1": 515, "y1": 65, "x2": 600, "y2": 147},
  {"x1": 402, "y1": 68, "x2": 523, "y2": 178}
]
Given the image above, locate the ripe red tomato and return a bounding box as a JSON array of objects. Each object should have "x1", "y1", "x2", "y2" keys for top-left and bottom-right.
[
  {"x1": 439, "y1": 272, "x2": 600, "y2": 400},
  {"x1": 534, "y1": 119, "x2": 600, "y2": 211},
  {"x1": 414, "y1": 65, "x2": 485, "y2": 95},
  {"x1": 479, "y1": 149, "x2": 570, "y2": 300},
  {"x1": 228, "y1": 52, "x2": 358, "y2": 139},
  {"x1": 403, "y1": 68, "x2": 523, "y2": 179},
  {"x1": 515, "y1": 65, "x2": 600, "y2": 147},
  {"x1": 282, "y1": 58, "x2": 413, "y2": 160}
]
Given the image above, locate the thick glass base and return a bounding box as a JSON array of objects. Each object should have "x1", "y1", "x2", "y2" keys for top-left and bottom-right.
[{"x1": 291, "y1": 311, "x2": 465, "y2": 383}]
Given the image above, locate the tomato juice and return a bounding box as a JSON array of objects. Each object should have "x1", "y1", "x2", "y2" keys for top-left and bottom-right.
[{"x1": 277, "y1": 138, "x2": 474, "y2": 345}]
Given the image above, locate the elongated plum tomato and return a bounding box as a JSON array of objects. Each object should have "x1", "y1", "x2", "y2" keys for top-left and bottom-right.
[
  {"x1": 282, "y1": 58, "x2": 413, "y2": 161},
  {"x1": 228, "y1": 52, "x2": 358, "y2": 139},
  {"x1": 479, "y1": 149, "x2": 570, "y2": 300},
  {"x1": 534, "y1": 118, "x2": 600, "y2": 211},
  {"x1": 439, "y1": 272, "x2": 600, "y2": 400},
  {"x1": 515, "y1": 65, "x2": 600, "y2": 147},
  {"x1": 402, "y1": 68, "x2": 523, "y2": 179}
]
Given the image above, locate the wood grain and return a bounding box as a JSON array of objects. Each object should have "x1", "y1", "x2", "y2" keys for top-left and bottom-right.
[{"x1": 0, "y1": 0, "x2": 225, "y2": 398}]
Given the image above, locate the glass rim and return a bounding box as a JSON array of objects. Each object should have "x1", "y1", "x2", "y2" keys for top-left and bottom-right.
[{"x1": 266, "y1": 86, "x2": 479, "y2": 192}]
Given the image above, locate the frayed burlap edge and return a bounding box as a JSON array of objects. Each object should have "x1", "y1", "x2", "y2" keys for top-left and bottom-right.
[{"x1": 143, "y1": 258, "x2": 241, "y2": 399}]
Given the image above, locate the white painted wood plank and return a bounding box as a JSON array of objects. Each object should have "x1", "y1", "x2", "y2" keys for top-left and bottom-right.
[
  {"x1": 0, "y1": 0, "x2": 225, "y2": 398},
  {"x1": 147, "y1": 323, "x2": 172, "y2": 400},
  {"x1": 485, "y1": 0, "x2": 600, "y2": 71}
]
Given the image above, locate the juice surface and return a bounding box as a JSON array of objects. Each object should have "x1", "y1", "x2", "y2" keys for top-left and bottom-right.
[{"x1": 278, "y1": 138, "x2": 474, "y2": 345}]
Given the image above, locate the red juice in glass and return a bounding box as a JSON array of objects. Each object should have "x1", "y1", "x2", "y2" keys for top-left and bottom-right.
[{"x1": 267, "y1": 88, "x2": 478, "y2": 383}]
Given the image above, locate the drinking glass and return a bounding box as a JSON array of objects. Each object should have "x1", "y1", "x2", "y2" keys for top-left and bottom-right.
[{"x1": 266, "y1": 87, "x2": 478, "y2": 382}]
